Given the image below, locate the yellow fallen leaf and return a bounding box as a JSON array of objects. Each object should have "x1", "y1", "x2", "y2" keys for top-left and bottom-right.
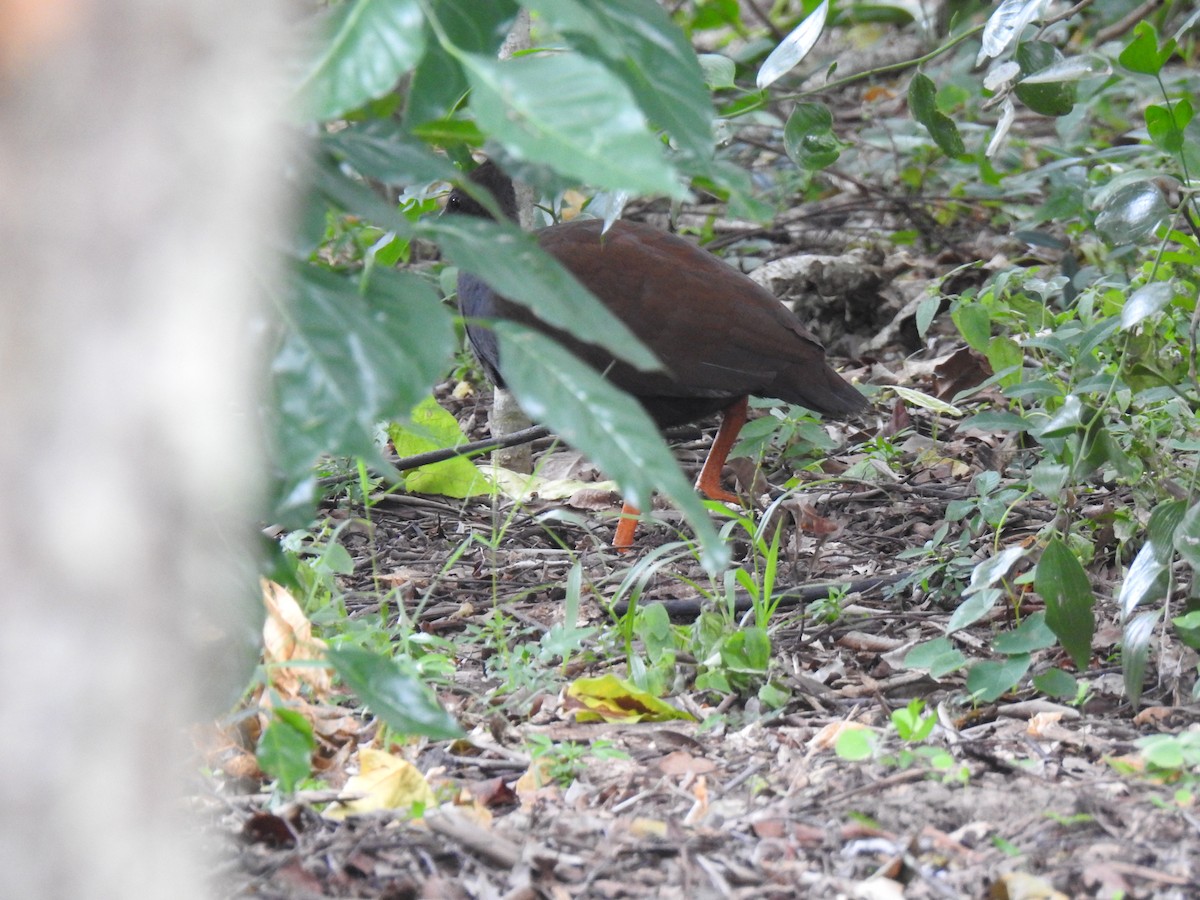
[
  {"x1": 566, "y1": 675, "x2": 694, "y2": 723},
  {"x1": 325, "y1": 747, "x2": 436, "y2": 820}
]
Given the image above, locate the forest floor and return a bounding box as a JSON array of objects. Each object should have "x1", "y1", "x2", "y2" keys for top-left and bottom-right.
[{"x1": 197, "y1": 188, "x2": 1200, "y2": 898}]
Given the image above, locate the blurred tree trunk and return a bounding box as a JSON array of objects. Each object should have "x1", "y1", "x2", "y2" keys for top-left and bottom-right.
[{"x1": 0, "y1": 1, "x2": 285, "y2": 897}]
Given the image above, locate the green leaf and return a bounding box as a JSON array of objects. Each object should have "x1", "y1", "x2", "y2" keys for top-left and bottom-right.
[
  {"x1": 1172, "y1": 610, "x2": 1200, "y2": 651},
  {"x1": 903, "y1": 637, "x2": 967, "y2": 678},
  {"x1": 967, "y1": 655, "x2": 1031, "y2": 702},
  {"x1": 993, "y1": 611, "x2": 1056, "y2": 655},
  {"x1": 1033, "y1": 667, "x2": 1077, "y2": 698},
  {"x1": 1146, "y1": 100, "x2": 1191, "y2": 154},
  {"x1": 985, "y1": 335, "x2": 1023, "y2": 387},
  {"x1": 1095, "y1": 181, "x2": 1172, "y2": 246},
  {"x1": 390, "y1": 397, "x2": 491, "y2": 498},
  {"x1": 494, "y1": 324, "x2": 729, "y2": 572},
  {"x1": 322, "y1": 120, "x2": 460, "y2": 184},
  {"x1": 271, "y1": 266, "x2": 454, "y2": 484},
  {"x1": 257, "y1": 708, "x2": 316, "y2": 794},
  {"x1": 1121, "y1": 610, "x2": 1159, "y2": 707},
  {"x1": 1118, "y1": 542, "x2": 1169, "y2": 621},
  {"x1": 1173, "y1": 500, "x2": 1200, "y2": 570},
  {"x1": 1014, "y1": 42, "x2": 1076, "y2": 117},
  {"x1": 908, "y1": 73, "x2": 965, "y2": 158},
  {"x1": 1035, "y1": 538, "x2": 1095, "y2": 670},
  {"x1": 420, "y1": 214, "x2": 660, "y2": 373},
  {"x1": 1118, "y1": 21, "x2": 1174, "y2": 75},
  {"x1": 834, "y1": 727, "x2": 877, "y2": 761},
  {"x1": 947, "y1": 587, "x2": 1001, "y2": 634},
  {"x1": 783, "y1": 102, "x2": 841, "y2": 170},
  {"x1": 951, "y1": 302, "x2": 991, "y2": 352},
  {"x1": 296, "y1": 0, "x2": 426, "y2": 121},
  {"x1": 462, "y1": 53, "x2": 683, "y2": 197},
  {"x1": 698, "y1": 54, "x2": 736, "y2": 90},
  {"x1": 527, "y1": 0, "x2": 715, "y2": 161},
  {"x1": 327, "y1": 645, "x2": 463, "y2": 740},
  {"x1": 1149, "y1": 499, "x2": 1188, "y2": 559},
  {"x1": 1121, "y1": 282, "x2": 1176, "y2": 329},
  {"x1": 1034, "y1": 394, "x2": 1085, "y2": 438}
]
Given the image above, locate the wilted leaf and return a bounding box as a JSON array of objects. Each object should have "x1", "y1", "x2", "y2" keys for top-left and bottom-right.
[
  {"x1": 262, "y1": 580, "x2": 332, "y2": 699},
  {"x1": 566, "y1": 674, "x2": 694, "y2": 723}
]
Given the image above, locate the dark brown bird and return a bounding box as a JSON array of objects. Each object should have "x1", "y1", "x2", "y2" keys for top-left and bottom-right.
[{"x1": 447, "y1": 161, "x2": 866, "y2": 547}]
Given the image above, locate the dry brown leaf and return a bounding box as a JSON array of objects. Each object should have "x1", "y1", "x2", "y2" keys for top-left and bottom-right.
[{"x1": 261, "y1": 580, "x2": 331, "y2": 699}]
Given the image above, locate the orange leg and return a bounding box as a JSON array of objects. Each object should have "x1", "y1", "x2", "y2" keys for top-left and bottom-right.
[
  {"x1": 613, "y1": 500, "x2": 640, "y2": 550},
  {"x1": 611, "y1": 396, "x2": 750, "y2": 549},
  {"x1": 695, "y1": 396, "x2": 748, "y2": 504}
]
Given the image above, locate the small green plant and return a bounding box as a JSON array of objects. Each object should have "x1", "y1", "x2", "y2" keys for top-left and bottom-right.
[{"x1": 525, "y1": 734, "x2": 629, "y2": 788}]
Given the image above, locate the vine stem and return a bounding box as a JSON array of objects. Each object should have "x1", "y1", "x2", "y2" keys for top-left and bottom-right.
[{"x1": 792, "y1": 24, "x2": 985, "y2": 99}]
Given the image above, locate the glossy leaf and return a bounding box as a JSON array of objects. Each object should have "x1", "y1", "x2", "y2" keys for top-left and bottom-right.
[
  {"x1": 978, "y1": 0, "x2": 1045, "y2": 62},
  {"x1": 966, "y1": 654, "x2": 1031, "y2": 702},
  {"x1": 1018, "y1": 54, "x2": 1111, "y2": 84},
  {"x1": 1035, "y1": 538, "x2": 1095, "y2": 670},
  {"x1": 296, "y1": 0, "x2": 426, "y2": 121},
  {"x1": 1121, "y1": 610, "x2": 1160, "y2": 706},
  {"x1": 1118, "y1": 542, "x2": 1168, "y2": 621},
  {"x1": 757, "y1": 0, "x2": 829, "y2": 89},
  {"x1": 420, "y1": 214, "x2": 660, "y2": 372},
  {"x1": 462, "y1": 52, "x2": 683, "y2": 197},
  {"x1": 495, "y1": 324, "x2": 729, "y2": 572},
  {"x1": 1172, "y1": 610, "x2": 1200, "y2": 651},
  {"x1": 1014, "y1": 42, "x2": 1076, "y2": 117},
  {"x1": 783, "y1": 102, "x2": 841, "y2": 170},
  {"x1": 271, "y1": 267, "x2": 454, "y2": 481},
  {"x1": 947, "y1": 587, "x2": 1001, "y2": 634},
  {"x1": 527, "y1": 0, "x2": 715, "y2": 161},
  {"x1": 1121, "y1": 282, "x2": 1176, "y2": 329},
  {"x1": 327, "y1": 645, "x2": 463, "y2": 740},
  {"x1": 966, "y1": 545, "x2": 1028, "y2": 594},
  {"x1": 1095, "y1": 182, "x2": 1172, "y2": 245}
]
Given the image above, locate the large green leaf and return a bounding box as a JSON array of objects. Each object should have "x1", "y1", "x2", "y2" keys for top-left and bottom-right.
[
  {"x1": 494, "y1": 324, "x2": 730, "y2": 572},
  {"x1": 525, "y1": 0, "x2": 715, "y2": 161},
  {"x1": 462, "y1": 52, "x2": 683, "y2": 197},
  {"x1": 1014, "y1": 42, "x2": 1076, "y2": 117},
  {"x1": 419, "y1": 213, "x2": 661, "y2": 373},
  {"x1": 327, "y1": 646, "x2": 463, "y2": 740},
  {"x1": 271, "y1": 266, "x2": 454, "y2": 483},
  {"x1": 296, "y1": 0, "x2": 426, "y2": 121},
  {"x1": 322, "y1": 120, "x2": 460, "y2": 184},
  {"x1": 1035, "y1": 538, "x2": 1095, "y2": 670}
]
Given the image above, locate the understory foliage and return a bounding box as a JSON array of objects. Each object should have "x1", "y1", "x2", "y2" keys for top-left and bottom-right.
[{"x1": 259, "y1": 0, "x2": 1200, "y2": 765}]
